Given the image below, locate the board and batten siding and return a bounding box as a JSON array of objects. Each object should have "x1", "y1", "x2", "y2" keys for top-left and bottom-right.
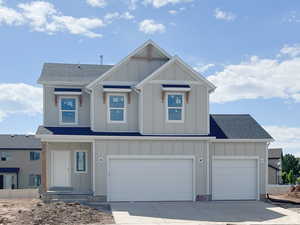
[
  {"x1": 210, "y1": 142, "x2": 268, "y2": 195},
  {"x1": 141, "y1": 83, "x2": 209, "y2": 134},
  {"x1": 92, "y1": 87, "x2": 139, "y2": 132},
  {"x1": 46, "y1": 143, "x2": 92, "y2": 193},
  {"x1": 43, "y1": 86, "x2": 91, "y2": 127},
  {"x1": 94, "y1": 140, "x2": 209, "y2": 199}
]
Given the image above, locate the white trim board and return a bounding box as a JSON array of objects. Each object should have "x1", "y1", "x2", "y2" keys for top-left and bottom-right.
[{"x1": 106, "y1": 155, "x2": 196, "y2": 202}]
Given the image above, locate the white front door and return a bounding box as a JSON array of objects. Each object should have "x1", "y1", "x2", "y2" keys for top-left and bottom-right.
[
  {"x1": 51, "y1": 151, "x2": 70, "y2": 187},
  {"x1": 108, "y1": 157, "x2": 194, "y2": 202},
  {"x1": 212, "y1": 158, "x2": 258, "y2": 200}
]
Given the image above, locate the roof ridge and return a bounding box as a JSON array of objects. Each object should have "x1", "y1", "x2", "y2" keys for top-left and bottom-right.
[
  {"x1": 44, "y1": 62, "x2": 113, "y2": 66},
  {"x1": 210, "y1": 114, "x2": 251, "y2": 116}
]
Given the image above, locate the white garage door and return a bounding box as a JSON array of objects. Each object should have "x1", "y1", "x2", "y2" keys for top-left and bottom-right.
[
  {"x1": 212, "y1": 158, "x2": 258, "y2": 200},
  {"x1": 108, "y1": 157, "x2": 194, "y2": 202}
]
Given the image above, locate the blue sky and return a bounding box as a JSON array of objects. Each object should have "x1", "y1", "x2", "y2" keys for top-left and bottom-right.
[{"x1": 0, "y1": 0, "x2": 300, "y2": 156}]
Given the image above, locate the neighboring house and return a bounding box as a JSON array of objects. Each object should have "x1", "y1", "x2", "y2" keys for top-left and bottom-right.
[
  {"x1": 268, "y1": 148, "x2": 282, "y2": 184},
  {"x1": 0, "y1": 135, "x2": 41, "y2": 189},
  {"x1": 36, "y1": 40, "x2": 273, "y2": 202}
]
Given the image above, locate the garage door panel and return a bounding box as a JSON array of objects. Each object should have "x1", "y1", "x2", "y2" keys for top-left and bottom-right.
[
  {"x1": 212, "y1": 158, "x2": 258, "y2": 200},
  {"x1": 108, "y1": 158, "x2": 194, "y2": 202}
]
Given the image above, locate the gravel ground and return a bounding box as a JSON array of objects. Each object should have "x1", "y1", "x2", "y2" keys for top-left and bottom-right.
[{"x1": 0, "y1": 199, "x2": 115, "y2": 225}]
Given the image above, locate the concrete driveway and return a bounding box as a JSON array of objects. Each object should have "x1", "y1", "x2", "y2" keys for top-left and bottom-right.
[{"x1": 110, "y1": 201, "x2": 300, "y2": 224}]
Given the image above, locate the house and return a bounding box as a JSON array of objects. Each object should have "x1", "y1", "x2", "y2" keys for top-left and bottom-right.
[
  {"x1": 268, "y1": 148, "x2": 282, "y2": 184},
  {"x1": 36, "y1": 40, "x2": 273, "y2": 202},
  {"x1": 0, "y1": 135, "x2": 41, "y2": 189}
]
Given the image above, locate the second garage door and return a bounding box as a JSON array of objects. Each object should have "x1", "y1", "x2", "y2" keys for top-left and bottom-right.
[
  {"x1": 212, "y1": 158, "x2": 258, "y2": 200},
  {"x1": 108, "y1": 157, "x2": 194, "y2": 202}
]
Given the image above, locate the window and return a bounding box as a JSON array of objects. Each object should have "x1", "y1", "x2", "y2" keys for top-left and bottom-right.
[
  {"x1": 107, "y1": 94, "x2": 126, "y2": 123},
  {"x1": 29, "y1": 174, "x2": 41, "y2": 187},
  {"x1": 60, "y1": 97, "x2": 77, "y2": 124},
  {"x1": 166, "y1": 93, "x2": 184, "y2": 122},
  {"x1": 75, "y1": 151, "x2": 87, "y2": 173},
  {"x1": 0, "y1": 152, "x2": 12, "y2": 161},
  {"x1": 30, "y1": 152, "x2": 40, "y2": 161}
]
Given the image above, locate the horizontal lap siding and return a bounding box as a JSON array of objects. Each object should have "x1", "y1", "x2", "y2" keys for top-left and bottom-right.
[
  {"x1": 210, "y1": 142, "x2": 267, "y2": 195},
  {"x1": 95, "y1": 140, "x2": 208, "y2": 197},
  {"x1": 47, "y1": 143, "x2": 92, "y2": 193}
]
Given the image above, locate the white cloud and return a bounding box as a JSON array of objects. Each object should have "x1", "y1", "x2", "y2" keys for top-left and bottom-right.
[
  {"x1": 0, "y1": 83, "x2": 42, "y2": 121},
  {"x1": 0, "y1": 1, "x2": 24, "y2": 25},
  {"x1": 144, "y1": 0, "x2": 193, "y2": 8},
  {"x1": 264, "y1": 126, "x2": 300, "y2": 157},
  {"x1": 214, "y1": 8, "x2": 236, "y2": 21},
  {"x1": 104, "y1": 11, "x2": 134, "y2": 24},
  {"x1": 0, "y1": 1, "x2": 105, "y2": 38},
  {"x1": 86, "y1": 0, "x2": 107, "y2": 8},
  {"x1": 207, "y1": 46, "x2": 300, "y2": 103},
  {"x1": 168, "y1": 10, "x2": 177, "y2": 15},
  {"x1": 139, "y1": 19, "x2": 165, "y2": 34},
  {"x1": 280, "y1": 44, "x2": 300, "y2": 57},
  {"x1": 194, "y1": 63, "x2": 215, "y2": 73}
]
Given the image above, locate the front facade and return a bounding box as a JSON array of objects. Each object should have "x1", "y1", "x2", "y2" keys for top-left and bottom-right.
[
  {"x1": 0, "y1": 135, "x2": 41, "y2": 189},
  {"x1": 268, "y1": 148, "x2": 282, "y2": 184},
  {"x1": 36, "y1": 40, "x2": 273, "y2": 201}
]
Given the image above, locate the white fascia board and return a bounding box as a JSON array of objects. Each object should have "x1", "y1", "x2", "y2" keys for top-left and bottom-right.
[
  {"x1": 86, "y1": 40, "x2": 172, "y2": 90},
  {"x1": 36, "y1": 134, "x2": 216, "y2": 142},
  {"x1": 212, "y1": 138, "x2": 274, "y2": 143},
  {"x1": 103, "y1": 88, "x2": 132, "y2": 93},
  {"x1": 54, "y1": 92, "x2": 82, "y2": 95}
]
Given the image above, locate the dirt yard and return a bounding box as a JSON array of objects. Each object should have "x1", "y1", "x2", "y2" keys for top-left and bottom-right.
[{"x1": 0, "y1": 199, "x2": 115, "y2": 225}]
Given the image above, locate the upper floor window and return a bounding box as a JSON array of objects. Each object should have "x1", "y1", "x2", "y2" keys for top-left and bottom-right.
[
  {"x1": 107, "y1": 94, "x2": 127, "y2": 123},
  {"x1": 30, "y1": 152, "x2": 40, "y2": 161},
  {"x1": 59, "y1": 97, "x2": 78, "y2": 124},
  {"x1": 75, "y1": 151, "x2": 87, "y2": 173},
  {"x1": 0, "y1": 152, "x2": 12, "y2": 161},
  {"x1": 166, "y1": 93, "x2": 184, "y2": 122}
]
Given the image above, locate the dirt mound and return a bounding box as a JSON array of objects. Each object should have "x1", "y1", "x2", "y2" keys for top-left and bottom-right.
[
  {"x1": 287, "y1": 185, "x2": 300, "y2": 199},
  {"x1": 18, "y1": 201, "x2": 114, "y2": 225}
]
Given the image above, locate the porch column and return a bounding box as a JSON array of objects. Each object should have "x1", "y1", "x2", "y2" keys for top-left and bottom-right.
[{"x1": 41, "y1": 142, "x2": 48, "y2": 193}]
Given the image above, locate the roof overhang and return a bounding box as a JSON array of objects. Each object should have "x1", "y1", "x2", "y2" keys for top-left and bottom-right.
[
  {"x1": 54, "y1": 88, "x2": 82, "y2": 95},
  {"x1": 212, "y1": 138, "x2": 274, "y2": 143},
  {"x1": 103, "y1": 85, "x2": 132, "y2": 93}
]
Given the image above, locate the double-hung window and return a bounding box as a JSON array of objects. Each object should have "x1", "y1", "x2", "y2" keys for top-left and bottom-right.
[
  {"x1": 29, "y1": 174, "x2": 41, "y2": 187},
  {"x1": 30, "y1": 152, "x2": 40, "y2": 161},
  {"x1": 60, "y1": 97, "x2": 77, "y2": 124},
  {"x1": 0, "y1": 152, "x2": 12, "y2": 161},
  {"x1": 75, "y1": 151, "x2": 87, "y2": 173},
  {"x1": 108, "y1": 94, "x2": 126, "y2": 123},
  {"x1": 166, "y1": 93, "x2": 184, "y2": 122}
]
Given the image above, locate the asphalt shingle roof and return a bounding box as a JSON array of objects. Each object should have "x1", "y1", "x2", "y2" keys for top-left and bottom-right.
[
  {"x1": 37, "y1": 114, "x2": 273, "y2": 140},
  {"x1": 38, "y1": 63, "x2": 113, "y2": 85},
  {"x1": 210, "y1": 114, "x2": 273, "y2": 139},
  {"x1": 0, "y1": 135, "x2": 41, "y2": 150}
]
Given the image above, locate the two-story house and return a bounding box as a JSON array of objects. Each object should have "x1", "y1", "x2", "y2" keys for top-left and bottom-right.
[
  {"x1": 0, "y1": 135, "x2": 41, "y2": 189},
  {"x1": 36, "y1": 40, "x2": 273, "y2": 202}
]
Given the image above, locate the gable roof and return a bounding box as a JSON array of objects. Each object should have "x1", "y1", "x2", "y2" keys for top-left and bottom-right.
[
  {"x1": 86, "y1": 40, "x2": 171, "y2": 89},
  {"x1": 38, "y1": 63, "x2": 113, "y2": 85},
  {"x1": 135, "y1": 56, "x2": 216, "y2": 91},
  {"x1": 210, "y1": 114, "x2": 273, "y2": 140},
  {"x1": 0, "y1": 135, "x2": 41, "y2": 150}
]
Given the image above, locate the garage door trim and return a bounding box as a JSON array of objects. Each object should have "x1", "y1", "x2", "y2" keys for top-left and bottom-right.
[
  {"x1": 107, "y1": 155, "x2": 196, "y2": 202},
  {"x1": 212, "y1": 156, "x2": 260, "y2": 200}
]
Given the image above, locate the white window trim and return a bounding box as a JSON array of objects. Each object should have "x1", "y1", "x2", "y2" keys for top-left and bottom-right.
[
  {"x1": 165, "y1": 92, "x2": 185, "y2": 123},
  {"x1": 74, "y1": 150, "x2": 88, "y2": 174},
  {"x1": 107, "y1": 93, "x2": 127, "y2": 124},
  {"x1": 59, "y1": 96, "x2": 78, "y2": 125}
]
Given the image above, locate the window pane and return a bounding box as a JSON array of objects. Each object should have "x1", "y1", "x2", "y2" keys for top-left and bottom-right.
[
  {"x1": 168, "y1": 109, "x2": 182, "y2": 120},
  {"x1": 109, "y1": 96, "x2": 124, "y2": 108},
  {"x1": 168, "y1": 95, "x2": 183, "y2": 107},
  {"x1": 76, "y1": 152, "x2": 86, "y2": 172},
  {"x1": 110, "y1": 109, "x2": 124, "y2": 121},
  {"x1": 61, "y1": 98, "x2": 76, "y2": 110},
  {"x1": 62, "y1": 111, "x2": 76, "y2": 123}
]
